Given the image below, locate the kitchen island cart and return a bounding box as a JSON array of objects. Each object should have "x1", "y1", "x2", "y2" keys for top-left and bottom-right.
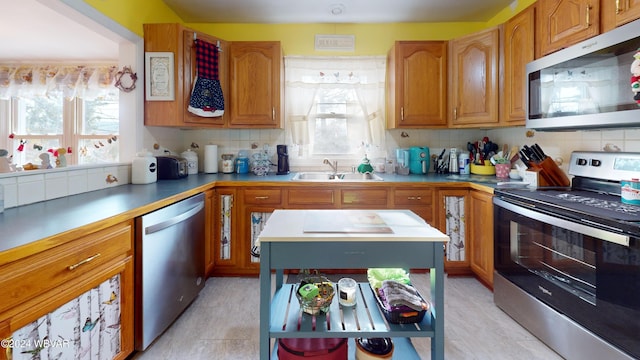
[{"x1": 258, "y1": 209, "x2": 449, "y2": 359}]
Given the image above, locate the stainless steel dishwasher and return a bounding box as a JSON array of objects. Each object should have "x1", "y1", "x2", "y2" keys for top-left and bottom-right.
[{"x1": 135, "y1": 193, "x2": 205, "y2": 351}]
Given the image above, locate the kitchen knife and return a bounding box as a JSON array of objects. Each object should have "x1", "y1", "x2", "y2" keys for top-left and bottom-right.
[
  {"x1": 519, "y1": 149, "x2": 531, "y2": 167},
  {"x1": 532, "y1": 144, "x2": 547, "y2": 160}
]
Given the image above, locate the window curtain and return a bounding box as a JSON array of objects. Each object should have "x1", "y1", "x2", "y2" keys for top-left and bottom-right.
[
  {"x1": 0, "y1": 65, "x2": 118, "y2": 100},
  {"x1": 284, "y1": 56, "x2": 386, "y2": 154}
]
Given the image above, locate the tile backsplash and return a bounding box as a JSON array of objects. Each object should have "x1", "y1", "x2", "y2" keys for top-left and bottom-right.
[{"x1": 0, "y1": 165, "x2": 129, "y2": 209}]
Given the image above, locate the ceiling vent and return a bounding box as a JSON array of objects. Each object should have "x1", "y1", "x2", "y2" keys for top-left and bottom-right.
[{"x1": 314, "y1": 34, "x2": 355, "y2": 52}]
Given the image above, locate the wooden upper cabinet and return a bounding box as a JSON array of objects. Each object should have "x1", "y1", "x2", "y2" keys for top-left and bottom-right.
[
  {"x1": 602, "y1": 0, "x2": 640, "y2": 32},
  {"x1": 229, "y1": 41, "x2": 283, "y2": 128},
  {"x1": 143, "y1": 23, "x2": 227, "y2": 127},
  {"x1": 449, "y1": 26, "x2": 500, "y2": 127},
  {"x1": 501, "y1": 5, "x2": 535, "y2": 126},
  {"x1": 536, "y1": 0, "x2": 600, "y2": 57},
  {"x1": 386, "y1": 41, "x2": 448, "y2": 128}
]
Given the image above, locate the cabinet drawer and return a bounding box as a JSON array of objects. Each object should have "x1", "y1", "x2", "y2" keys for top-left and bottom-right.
[
  {"x1": 341, "y1": 189, "x2": 388, "y2": 207},
  {"x1": 288, "y1": 188, "x2": 335, "y2": 206},
  {"x1": 0, "y1": 222, "x2": 132, "y2": 315},
  {"x1": 242, "y1": 189, "x2": 282, "y2": 205},
  {"x1": 394, "y1": 189, "x2": 433, "y2": 206}
]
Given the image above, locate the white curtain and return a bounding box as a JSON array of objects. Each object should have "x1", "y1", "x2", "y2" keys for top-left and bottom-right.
[
  {"x1": 284, "y1": 56, "x2": 386, "y2": 155},
  {"x1": 0, "y1": 65, "x2": 118, "y2": 100}
]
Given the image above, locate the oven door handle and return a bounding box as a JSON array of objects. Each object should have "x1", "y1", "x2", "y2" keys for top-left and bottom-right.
[{"x1": 494, "y1": 198, "x2": 630, "y2": 247}]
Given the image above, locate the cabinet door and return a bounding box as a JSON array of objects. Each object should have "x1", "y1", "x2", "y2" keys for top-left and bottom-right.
[
  {"x1": 143, "y1": 23, "x2": 227, "y2": 127},
  {"x1": 386, "y1": 41, "x2": 448, "y2": 128},
  {"x1": 242, "y1": 206, "x2": 276, "y2": 275},
  {"x1": 616, "y1": 0, "x2": 640, "y2": 25},
  {"x1": 602, "y1": 0, "x2": 640, "y2": 31},
  {"x1": 229, "y1": 41, "x2": 283, "y2": 128},
  {"x1": 288, "y1": 188, "x2": 337, "y2": 208},
  {"x1": 340, "y1": 188, "x2": 388, "y2": 208},
  {"x1": 212, "y1": 188, "x2": 239, "y2": 275},
  {"x1": 537, "y1": 0, "x2": 600, "y2": 57},
  {"x1": 469, "y1": 190, "x2": 494, "y2": 287},
  {"x1": 204, "y1": 190, "x2": 215, "y2": 277},
  {"x1": 182, "y1": 29, "x2": 227, "y2": 127},
  {"x1": 436, "y1": 189, "x2": 471, "y2": 274},
  {"x1": 501, "y1": 5, "x2": 535, "y2": 126},
  {"x1": 239, "y1": 188, "x2": 283, "y2": 275},
  {"x1": 2, "y1": 257, "x2": 134, "y2": 360},
  {"x1": 449, "y1": 27, "x2": 500, "y2": 126}
]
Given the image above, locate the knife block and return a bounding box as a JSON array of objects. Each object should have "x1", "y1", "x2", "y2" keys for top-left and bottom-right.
[{"x1": 527, "y1": 158, "x2": 570, "y2": 187}]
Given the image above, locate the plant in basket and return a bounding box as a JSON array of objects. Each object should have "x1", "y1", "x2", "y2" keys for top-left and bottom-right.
[{"x1": 295, "y1": 269, "x2": 335, "y2": 316}]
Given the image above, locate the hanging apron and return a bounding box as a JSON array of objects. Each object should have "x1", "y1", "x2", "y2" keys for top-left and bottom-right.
[{"x1": 188, "y1": 39, "x2": 225, "y2": 117}]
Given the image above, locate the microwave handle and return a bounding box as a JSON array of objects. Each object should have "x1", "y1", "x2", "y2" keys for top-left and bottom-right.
[{"x1": 494, "y1": 197, "x2": 630, "y2": 247}]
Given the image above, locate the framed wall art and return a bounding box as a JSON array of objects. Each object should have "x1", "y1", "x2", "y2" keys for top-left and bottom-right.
[{"x1": 145, "y1": 52, "x2": 175, "y2": 101}]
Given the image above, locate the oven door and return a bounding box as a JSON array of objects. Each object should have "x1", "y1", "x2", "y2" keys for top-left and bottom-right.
[{"x1": 494, "y1": 197, "x2": 640, "y2": 359}]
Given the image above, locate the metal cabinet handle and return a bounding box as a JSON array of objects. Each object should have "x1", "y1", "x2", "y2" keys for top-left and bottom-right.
[
  {"x1": 68, "y1": 253, "x2": 101, "y2": 270},
  {"x1": 453, "y1": 107, "x2": 457, "y2": 120},
  {"x1": 255, "y1": 196, "x2": 269, "y2": 200},
  {"x1": 586, "y1": 5, "x2": 592, "y2": 27},
  {"x1": 407, "y1": 196, "x2": 422, "y2": 200},
  {"x1": 272, "y1": 108, "x2": 275, "y2": 120},
  {"x1": 401, "y1": 107, "x2": 404, "y2": 121}
]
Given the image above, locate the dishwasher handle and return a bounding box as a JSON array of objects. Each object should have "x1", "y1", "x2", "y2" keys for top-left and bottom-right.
[{"x1": 144, "y1": 201, "x2": 204, "y2": 235}]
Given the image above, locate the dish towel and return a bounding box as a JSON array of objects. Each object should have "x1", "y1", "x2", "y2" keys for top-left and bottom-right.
[{"x1": 188, "y1": 39, "x2": 224, "y2": 117}]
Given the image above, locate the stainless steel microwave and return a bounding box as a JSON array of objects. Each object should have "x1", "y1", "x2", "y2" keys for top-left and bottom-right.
[{"x1": 526, "y1": 18, "x2": 640, "y2": 131}]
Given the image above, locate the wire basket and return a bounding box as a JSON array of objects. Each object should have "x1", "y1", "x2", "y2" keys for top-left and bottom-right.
[{"x1": 295, "y1": 274, "x2": 335, "y2": 315}]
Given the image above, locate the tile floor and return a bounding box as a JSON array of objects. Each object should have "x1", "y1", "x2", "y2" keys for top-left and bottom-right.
[{"x1": 131, "y1": 275, "x2": 564, "y2": 359}]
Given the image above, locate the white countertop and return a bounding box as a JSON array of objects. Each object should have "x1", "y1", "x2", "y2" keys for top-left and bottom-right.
[{"x1": 258, "y1": 209, "x2": 449, "y2": 243}]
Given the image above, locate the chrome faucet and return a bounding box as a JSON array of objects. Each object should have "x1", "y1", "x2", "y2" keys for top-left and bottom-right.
[{"x1": 323, "y1": 158, "x2": 338, "y2": 174}]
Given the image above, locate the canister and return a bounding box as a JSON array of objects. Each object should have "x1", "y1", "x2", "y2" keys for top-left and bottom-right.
[
  {"x1": 221, "y1": 154, "x2": 235, "y2": 173},
  {"x1": 621, "y1": 178, "x2": 640, "y2": 205},
  {"x1": 236, "y1": 157, "x2": 249, "y2": 174},
  {"x1": 131, "y1": 150, "x2": 157, "y2": 184},
  {"x1": 180, "y1": 149, "x2": 199, "y2": 175}
]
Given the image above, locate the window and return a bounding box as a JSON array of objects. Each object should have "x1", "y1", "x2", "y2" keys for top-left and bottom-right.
[
  {"x1": 284, "y1": 56, "x2": 387, "y2": 166},
  {"x1": 0, "y1": 65, "x2": 119, "y2": 169}
]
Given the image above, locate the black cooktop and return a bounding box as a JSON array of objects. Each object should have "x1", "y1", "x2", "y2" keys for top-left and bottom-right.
[{"x1": 494, "y1": 188, "x2": 640, "y2": 235}]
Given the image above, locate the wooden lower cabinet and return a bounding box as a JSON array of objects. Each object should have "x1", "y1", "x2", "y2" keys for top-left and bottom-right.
[
  {"x1": 212, "y1": 187, "x2": 239, "y2": 276},
  {"x1": 469, "y1": 190, "x2": 494, "y2": 287},
  {"x1": 393, "y1": 187, "x2": 434, "y2": 224},
  {"x1": 204, "y1": 189, "x2": 216, "y2": 277},
  {"x1": 210, "y1": 184, "x2": 492, "y2": 281},
  {"x1": 340, "y1": 187, "x2": 389, "y2": 208},
  {"x1": 436, "y1": 189, "x2": 471, "y2": 275},
  {"x1": 0, "y1": 221, "x2": 135, "y2": 360}
]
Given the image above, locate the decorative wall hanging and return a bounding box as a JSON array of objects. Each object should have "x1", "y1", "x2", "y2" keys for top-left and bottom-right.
[
  {"x1": 114, "y1": 66, "x2": 137, "y2": 93},
  {"x1": 145, "y1": 52, "x2": 174, "y2": 101}
]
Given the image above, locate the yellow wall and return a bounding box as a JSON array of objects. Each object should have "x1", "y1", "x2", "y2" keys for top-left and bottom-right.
[
  {"x1": 84, "y1": 0, "x2": 536, "y2": 55},
  {"x1": 189, "y1": 22, "x2": 486, "y2": 55},
  {"x1": 84, "y1": 0, "x2": 182, "y2": 35}
]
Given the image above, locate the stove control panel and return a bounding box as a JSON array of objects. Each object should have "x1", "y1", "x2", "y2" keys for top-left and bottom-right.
[{"x1": 570, "y1": 151, "x2": 640, "y2": 181}]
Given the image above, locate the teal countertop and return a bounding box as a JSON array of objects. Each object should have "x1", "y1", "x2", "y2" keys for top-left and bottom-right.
[{"x1": 0, "y1": 171, "x2": 502, "y2": 257}]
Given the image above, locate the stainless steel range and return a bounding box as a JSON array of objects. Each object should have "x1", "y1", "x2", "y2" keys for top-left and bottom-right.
[{"x1": 493, "y1": 151, "x2": 640, "y2": 360}]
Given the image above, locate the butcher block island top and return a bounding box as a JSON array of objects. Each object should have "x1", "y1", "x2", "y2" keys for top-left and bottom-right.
[
  {"x1": 257, "y1": 209, "x2": 449, "y2": 359},
  {"x1": 258, "y1": 209, "x2": 450, "y2": 243}
]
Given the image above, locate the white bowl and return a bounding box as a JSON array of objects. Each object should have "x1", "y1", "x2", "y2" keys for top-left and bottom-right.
[{"x1": 509, "y1": 169, "x2": 522, "y2": 180}]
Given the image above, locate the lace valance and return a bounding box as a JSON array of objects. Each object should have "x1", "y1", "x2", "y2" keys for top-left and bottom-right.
[{"x1": 0, "y1": 65, "x2": 118, "y2": 100}]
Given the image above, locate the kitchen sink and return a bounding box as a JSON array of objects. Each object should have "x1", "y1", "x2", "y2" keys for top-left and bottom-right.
[{"x1": 291, "y1": 172, "x2": 383, "y2": 181}]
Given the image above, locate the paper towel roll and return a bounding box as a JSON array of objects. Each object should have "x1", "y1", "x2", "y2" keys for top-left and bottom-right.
[{"x1": 204, "y1": 145, "x2": 218, "y2": 173}]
